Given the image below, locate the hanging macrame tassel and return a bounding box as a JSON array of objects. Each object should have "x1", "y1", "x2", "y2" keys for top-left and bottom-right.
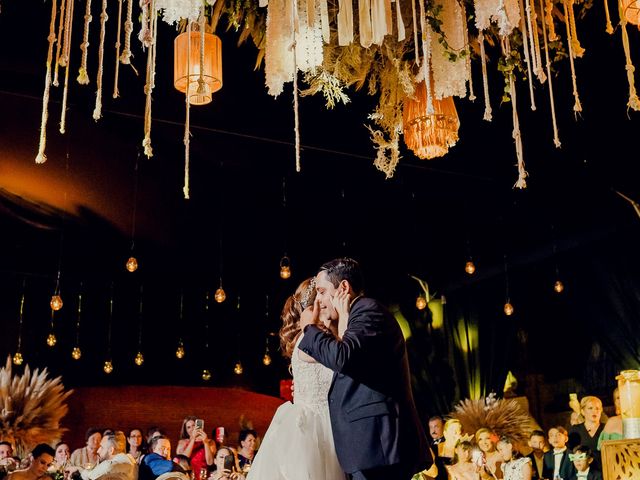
[
  {"x1": 562, "y1": 0, "x2": 582, "y2": 115},
  {"x1": 142, "y1": 0, "x2": 157, "y2": 157},
  {"x1": 418, "y1": 0, "x2": 433, "y2": 114},
  {"x1": 78, "y1": 0, "x2": 93, "y2": 84},
  {"x1": 567, "y1": 0, "x2": 584, "y2": 57},
  {"x1": 292, "y1": 0, "x2": 302, "y2": 171},
  {"x1": 411, "y1": 0, "x2": 420, "y2": 65},
  {"x1": 113, "y1": 0, "x2": 124, "y2": 98},
  {"x1": 604, "y1": 0, "x2": 614, "y2": 34},
  {"x1": 527, "y1": 0, "x2": 546, "y2": 83},
  {"x1": 196, "y1": 12, "x2": 206, "y2": 97},
  {"x1": 53, "y1": 0, "x2": 67, "y2": 87},
  {"x1": 121, "y1": 0, "x2": 134, "y2": 62},
  {"x1": 519, "y1": 0, "x2": 537, "y2": 110},
  {"x1": 461, "y1": 3, "x2": 475, "y2": 100},
  {"x1": 539, "y1": 0, "x2": 560, "y2": 147},
  {"x1": 139, "y1": 0, "x2": 153, "y2": 49},
  {"x1": 503, "y1": 37, "x2": 528, "y2": 189},
  {"x1": 59, "y1": 0, "x2": 73, "y2": 67},
  {"x1": 544, "y1": 0, "x2": 558, "y2": 41},
  {"x1": 183, "y1": 20, "x2": 192, "y2": 200},
  {"x1": 59, "y1": 0, "x2": 74, "y2": 134},
  {"x1": 93, "y1": 0, "x2": 108, "y2": 120},
  {"x1": 337, "y1": 0, "x2": 354, "y2": 45},
  {"x1": 395, "y1": 0, "x2": 406, "y2": 41},
  {"x1": 479, "y1": 31, "x2": 492, "y2": 121},
  {"x1": 36, "y1": 0, "x2": 58, "y2": 164},
  {"x1": 619, "y1": 0, "x2": 640, "y2": 111}
]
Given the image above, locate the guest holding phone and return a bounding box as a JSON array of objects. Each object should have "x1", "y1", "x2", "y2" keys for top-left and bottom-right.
[
  {"x1": 177, "y1": 416, "x2": 216, "y2": 479},
  {"x1": 209, "y1": 448, "x2": 244, "y2": 480}
]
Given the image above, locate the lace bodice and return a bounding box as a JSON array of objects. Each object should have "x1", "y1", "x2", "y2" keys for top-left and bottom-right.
[
  {"x1": 501, "y1": 457, "x2": 532, "y2": 480},
  {"x1": 291, "y1": 336, "x2": 333, "y2": 410}
]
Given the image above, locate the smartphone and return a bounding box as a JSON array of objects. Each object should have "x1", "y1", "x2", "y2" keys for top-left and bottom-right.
[
  {"x1": 471, "y1": 449, "x2": 485, "y2": 467},
  {"x1": 195, "y1": 418, "x2": 204, "y2": 430},
  {"x1": 569, "y1": 393, "x2": 578, "y2": 401},
  {"x1": 223, "y1": 453, "x2": 235, "y2": 472}
]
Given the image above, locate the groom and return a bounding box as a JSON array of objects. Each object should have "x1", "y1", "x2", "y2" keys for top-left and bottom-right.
[{"x1": 299, "y1": 258, "x2": 432, "y2": 480}]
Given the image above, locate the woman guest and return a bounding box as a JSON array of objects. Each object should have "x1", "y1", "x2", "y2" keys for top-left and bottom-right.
[
  {"x1": 69, "y1": 428, "x2": 101, "y2": 468},
  {"x1": 568, "y1": 396, "x2": 605, "y2": 470},
  {"x1": 209, "y1": 448, "x2": 244, "y2": 480},
  {"x1": 598, "y1": 388, "x2": 623, "y2": 450},
  {"x1": 496, "y1": 436, "x2": 532, "y2": 480},
  {"x1": 127, "y1": 429, "x2": 145, "y2": 462},
  {"x1": 437, "y1": 419, "x2": 463, "y2": 466},
  {"x1": 446, "y1": 441, "x2": 478, "y2": 480},
  {"x1": 476, "y1": 428, "x2": 502, "y2": 477},
  {"x1": 236, "y1": 430, "x2": 256, "y2": 473},
  {"x1": 176, "y1": 417, "x2": 216, "y2": 479}
]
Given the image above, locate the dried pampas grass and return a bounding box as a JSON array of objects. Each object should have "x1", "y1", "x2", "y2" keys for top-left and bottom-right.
[{"x1": 0, "y1": 357, "x2": 72, "y2": 458}]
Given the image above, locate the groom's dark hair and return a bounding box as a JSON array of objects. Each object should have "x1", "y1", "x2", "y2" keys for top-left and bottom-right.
[{"x1": 319, "y1": 258, "x2": 364, "y2": 294}]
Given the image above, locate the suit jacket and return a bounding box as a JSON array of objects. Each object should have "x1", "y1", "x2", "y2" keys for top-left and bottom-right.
[
  {"x1": 567, "y1": 469, "x2": 603, "y2": 480},
  {"x1": 527, "y1": 452, "x2": 544, "y2": 480},
  {"x1": 542, "y1": 449, "x2": 576, "y2": 480},
  {"x1": 299, "y1": 296, "x2": 432, "y2": 476},
  {"x1": 139, "y1": 454, "x2": 183, "y2": 480}
]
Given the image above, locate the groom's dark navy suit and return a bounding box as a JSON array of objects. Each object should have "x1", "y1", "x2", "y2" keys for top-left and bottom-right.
[{"x1": 299, "y1": 296, "x2": 432, "y2": 478}]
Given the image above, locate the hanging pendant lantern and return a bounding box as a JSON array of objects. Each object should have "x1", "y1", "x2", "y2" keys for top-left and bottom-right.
[
  {"x1": 103, "y1": 360, "x2": 114, "y2": 374},
  {"x1": 504, "y1": 301, "x2": 514, "y2": 316},
  {"x1": 46, "y1": 333, "x2": 57, "y2": 347},
  {"x1": 72, "y1": 347, "x2": 82, "y2": 360},
  {"x1": 234, "y1": 362, "x2": 243, "y2": 375},
  {"x1": 202, "y1": 369, "x2": 212, "y2": 381},
  {"x1": 126, "y1": 256, "x2": 138, "y2": 272},
  {"x1": 134, "y1": 351, "x2": 144, "y2": 366},
  {"x1": 416, "y1": 295, "x2": 427, "y2": 310},
  {"x1": 621, "y1": 0, "x2": 640, "y2": 26},
  {"x1": 214, "y1": 285, "x2": 226, "y2": 303},
  {"x1": 403, "y1": 80, "x2": 460, "y2": 160},
  {"x1": 554, "y1": 280, "x2": 565, "y2": 293},
  {"x1": 174, "y1": 28, "x2": 223, "y2": 106},
  {"x1": 263, "y1": 352, "x2": 272, "y2": 366},
  {"x1": 13, "y1": 352, "x2": 24, "y2": 365},
  {"x1": 279, "y1": 256, "x2": 292, "y2": 279},
  {"x1": 465, "y1": 261, "x2": 476, "y2": 275},
  {"x1": 50, "y1": 294, "x2": 63, "y2": 311}
]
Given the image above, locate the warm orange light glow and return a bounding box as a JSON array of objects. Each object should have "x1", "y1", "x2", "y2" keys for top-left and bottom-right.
[
  {"x1": 416, "y1": 295, "x2": 427, "y2": 310},
  {"x1": 504, "y1": 302, "x2": 514, "y2": 316},
  {"x1": 554, "y1": 280, "x2": 564, "y2": 293},
  {"x1": 50, "y1": 295, "x2": 63, "y2": 311},
  {"x1": 621, "y1": 0, "x2": 640, "y2": 26},
  {"x1": 465, "y1": 261, "x2": 476, "y2": 275},
  {"x1": 174, "y1": 30, "x2": 223, "y2": 105}
]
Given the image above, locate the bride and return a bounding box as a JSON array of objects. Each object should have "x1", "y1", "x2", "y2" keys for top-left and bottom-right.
[{"x1": 246, "y1": 277, "x2": 348, "y2": 480}]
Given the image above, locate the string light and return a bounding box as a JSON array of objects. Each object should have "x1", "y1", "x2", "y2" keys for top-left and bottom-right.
[
  {"x1": 234, "y1": 362, "x2": 243, "y2": 375},
  {"x1": 416, "y1": 295, "x2": 427, "y2": 310},
  {"x1": 279, "y1": 256, "x2": 291, "y2": 279},
  {"x1": 465, "y1": 261, "x2": 476, "y2": 275},
  {"x1": 176, "y1": 291, "x2": 186, "y2": 359},
  {"x1": 504, "y1": 301, "x2": 514, "y2": 316},
  {"x1": 12, "y1": 352, "x2": 23, "y2": 366},
  {"x1": 201, "y1": 369, "x2": 212, "y2": 381},
  {"x1": 263, "y1": 352, "x2": 272, "y2": 366},
  {"x1": 263, "y1": 299, "x2": 272, "y2": 366},
  {"x1": 503, "y1": 255, "x2": 514, "y2": 317},
  {"x1": 50, "y1": 294, "x2": 63, "y2": 311},
  {"x1": 135, "y1": 285, "x2": 145, "y2": 366},
  {"x1": 554, "y1": 280, "x2": 565, "y2": 293},
  {"x1": 126, "y1": 256, "x2": 138, "y2": 272},
  {"x1": 126, "y1": 151, "x2": 140, "y2": 272},
  {"x1": 71, "y1": 347, "x2": 82, "y2": 360},
  {"x1": 103, "y1": 360, "x2": 114, "y2": 374},
  {"x1": 104, "y1": 283, "x2": 114, "y2": 375},
  {"x1": 14, "y1": 282, "x2": 26, "y2": 365},
  {"x1": 176, "y1": 343, "x2": 185, "y2": 359},
  {"x1": 51, "y1": 234, "x2": 64, "y2": 310},
  {"x1": 46, "y1": 309, "x2": 57, "y2": 347},
  {"x1": 72, "y1": 287, "x2": 83, "y2": 360},
  {"x1": 214, "y1": 283, "x2": 226, "y2": 303},
  {"x1": 134, "y1": 352, "x2": 144, "y2": 366}
]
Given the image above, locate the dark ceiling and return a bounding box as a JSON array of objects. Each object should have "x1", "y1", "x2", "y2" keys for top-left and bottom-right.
[{"x1": 0, "y1": 0, "x2": 638, "y2": 402}]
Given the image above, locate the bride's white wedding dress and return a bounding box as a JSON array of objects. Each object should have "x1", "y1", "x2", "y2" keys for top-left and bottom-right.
[{"x1": 246, "y1": 335, "x2": 345, "y2": 480}]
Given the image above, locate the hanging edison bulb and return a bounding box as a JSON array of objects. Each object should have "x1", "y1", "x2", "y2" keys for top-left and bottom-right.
[
  {"x1": 134, "y1": 352, "x2": 145, "y2": 366},
  {"x1": 71, "y1": 347, "x2": 82, "y2": 360},
  {"x1": 126, "y1": 256, "x2": 139, "y2": 273},
  {"x1": 46, "y1": 333, "x2": 57, "y2": 347},
  {"x1": 263, "y1": 352, "x2": 272, "y2": 366},
  {"x1": 50, "y1": 295, "x2": 63, "y2": 311},
  {"x1": 504, "y1": 302, "x2": 514, "y2": 316},
  {"x1": 214, "y1": 286, "x2": 226, "y2": 303},
  {"x1": 234, "y1": 362, "x2": 244, "y2": 375},
  {"x1": 416, "y1": 295, "x2": 427, "y2": 310},
  {"x1": 103, "y1": 360, "x2": 114, "y2": 374},
  {"x1": 554, "y1": 280, "x2": 565, "y2": 293},
  {"x1": 465, "y1": 261, "x2": 476, "y2": 275},
  {"x1": 176, "y1": 344, "x2": 185, "y2": 359},
  {"x1": 201, "y1": 369, "x2": 212, "y2": 381},
  {"x1": 279, "y1": 256, "x2": 292, "y2": 279},
  {"x1": 12, "y1": 352, "x2": 23, "y2": 365}
]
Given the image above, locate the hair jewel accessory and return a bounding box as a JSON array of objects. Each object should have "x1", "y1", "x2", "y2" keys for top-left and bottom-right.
[{"x1": 299, "y1": 278, "x2": 316, "y2": 310}]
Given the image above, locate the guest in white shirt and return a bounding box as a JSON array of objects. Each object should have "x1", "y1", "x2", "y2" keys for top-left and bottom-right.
[
  {"x1": 567, "y1": 446, "x2": 602, "y2": 480},
  {"x1": 542, "y1": 427, "x2": 576, "y2": 480},
  {"x1": 67, "y1": 432, "x2": 137, "y2": 480}
]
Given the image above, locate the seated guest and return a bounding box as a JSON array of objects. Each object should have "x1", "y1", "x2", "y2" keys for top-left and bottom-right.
[
  {"x1": 428, "y1": 416, "x2": 445, "y2": 446},
  {"x1": 8, "y1": 444, "x2": 55, "y2": 480},
  {"x1": 67, "y1": 432, "x2": 136, "y2": 480},
  {"x1": 235, "y1": 430, "x2": 256, "y2": 473},
  {"x1": 568, "y1": 446, "x2": 603, "y2": 480},
  {"x1": 446, "y1": 441, "x2": 478, "y2": 480},
  {"x1": 568, "y1": 397, "x2": 605, "y2": 471},
  {"x1": 208, "y1": 448, "x2": 244, "y2": 480},
  {"x1": 526, "y1": 430, "x2": 546, "y2": 480},
  {"x1": 49, "y1": 443, "x2": 71, "y2": 480},
  {"x1": 171, "y1": 456, "x2": 191, "y2": 479},
  {"x1": 543, "y1": 427, "x2": 576, "y2": 480},
  {"x1": 127, "y1": 430, "x2": 144, "y2": 463},
  {"x1": 139, "y1": 436, "x2": 184, "y2": 480},
  {"x1": 476, "y1": 428, "x2": 502, "y2": 477},
  {"x1": 598, "y1": 388, "x2": 622, "y2": 450},
  {"x1": 176, "y1": 417, "x2": 214, "y2": 478},
  {"x1": 70, "y1": 428, "x2": 102, "y2": 468},
  {"x1": 496, "y1": 436, "x2": 532, "y2": 480},
  {"x1": 0, "y1": 442, "x2": 18, "y2": 472}
]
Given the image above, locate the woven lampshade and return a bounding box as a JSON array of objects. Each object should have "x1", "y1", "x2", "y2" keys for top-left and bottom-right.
[
  {"x1": 621, "y1": 0, "x2": 640, "y2": 26},
  {"x1": 403, "y1": 80, "x2": 460, "y2": 160},
  {"x1": 174, "y1": 30, "x2": 223, "y2": 105}
]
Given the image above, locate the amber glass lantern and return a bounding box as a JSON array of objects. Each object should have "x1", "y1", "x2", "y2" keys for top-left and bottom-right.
[
  {"x1": 174, "y1": 29, "x2": 222, "y2": 106},
  {"x1": 617, "y1": 369, "x2": 640, "y2": 438},
  {"x1": 403, "y1": 80, "x2": 460, "y2": 160}
]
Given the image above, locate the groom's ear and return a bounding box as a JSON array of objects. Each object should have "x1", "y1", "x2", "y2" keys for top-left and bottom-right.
[{"x1": 339, "y1": 279, "x2": 351, "y2": 293}]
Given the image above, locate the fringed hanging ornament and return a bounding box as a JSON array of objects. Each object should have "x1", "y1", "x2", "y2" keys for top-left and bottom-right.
[
  {"x1": 461, "y1": 3, "x2": 475, "y2": 101},
  {"x1": 411, "y1": 0, "x2": 420, "y2": 65},
  {"x1": 403, "y1": 79, "x2": 460, "y2": 160},
  {"x1": 502, "y1": 37, "x2": 528, "y2": 189},
  {"x1": 525, "y1": 0, "x2": 546, "y2": 83},
  {"x1": 337, "y1": 0, "x2": 354, "y2": 45},
  {"x1": 121, "y1": 0, "x2": 134, "y2": 63},
  {"x1": 475, "y1": 0, "x2": 521, "y2": 36},
  {"x1": 142, "y1": 0, "x2": 158, "y2": 157},
  {"x1": 53, "y1": 0, "x2": 67, "y2": 87},
  {"x1": 370, "y1": 0, "x2": 391, "y2": 45},
  {"x1": 395, "y1": 0, "x2": 406, "y2": 42},
  {"x1": 93, "y1": 0, "x2": 109, "y2": 120},
  {"x1": 539, "y1": 0, "x2": 561, "y2": 147},
  {"x1": 544, "y1": 0, "x2": 558, "y2": 42},
  {"x1": 139, "y1": 0, "x2": 153, "y2": 48},
  {"x1": 562, "y1": 0, "x2": 582, "y2": 115},
  {"x1": 359, "y1": 0, "x2": 374, "y2": 47},
  {"x1": 417, "y1": 0, "x2": 434, "y2": 113},
  {"x1": 567, "y1": 0, "x2": 585, "y2": 57},
  {"x1": 113, "y1": 0, "x2": 125, "y2": 98},
  {"x1": 35, "y1": 0, "x2": 58, "y2": 165},
  {"x1": 77, "y1": 0, "x2": 93, "y2": 84},
  {"x1": 59, "y1": 0, "x2": 74, "y2": 134},
  {"x1": 431, "y1": 0, "x2": 468, "y2": 99},
  {"x1": 518, "y1": 0, "x2": 537, "y2": 110},
  {"x1": 479, "y1": 31, "x2": 493, "y2": 121},
  {"x1": 604, "y1": 0, "x2": 615, "y2": 33},
  {"x1": 618, "y1": 0, "x2": 640, "y2": 110}
]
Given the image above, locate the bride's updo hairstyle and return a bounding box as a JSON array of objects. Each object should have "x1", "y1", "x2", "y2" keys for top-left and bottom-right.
[{"x1": 279, "y1": 277, "x2": 316, "y2": 358}]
